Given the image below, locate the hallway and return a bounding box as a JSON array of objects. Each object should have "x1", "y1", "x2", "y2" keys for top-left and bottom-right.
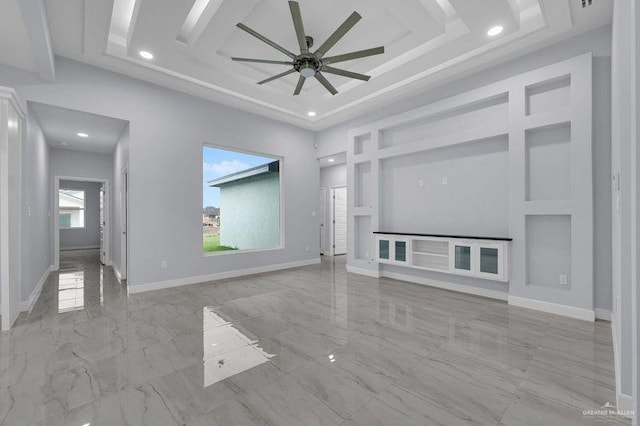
[{"x1": 0, "y1": 253, "x2": 627, "y2": 425}]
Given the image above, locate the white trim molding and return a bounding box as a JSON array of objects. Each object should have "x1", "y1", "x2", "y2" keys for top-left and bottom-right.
[
  {"x1": 594, "y1": 308, "x2": 612, "y2": 321},
  {"x1": 384, "y1": 270, "x2": 508, "y2": 301},
  {"x1": 508, "y1": 295, "x2": 595, "y2": 322},
  {"x1": 346, "y1": 265, "x2": 382, "y2": 278},
  {"x1": 610, "y1": 318, "x2": 634, "y2": 417},
  {"x1": 19, "y1": 265, "x2": 54, "y2": 313},
  {"x1": 128, "y1": 258, "x2": 320, "y2": 294}
]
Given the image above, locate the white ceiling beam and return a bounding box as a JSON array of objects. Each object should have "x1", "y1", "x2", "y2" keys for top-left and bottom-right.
[{"x1": 18, "y1": 0, "x2": 55, "y2": 82}]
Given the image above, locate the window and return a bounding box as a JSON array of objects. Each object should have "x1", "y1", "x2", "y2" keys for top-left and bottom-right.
[
  {"x1": 202, "y1": 145, "x2": 281, "y2": 254},
  {"x1": 59, "y1": 189, "x2": 85, "y2": 229}
]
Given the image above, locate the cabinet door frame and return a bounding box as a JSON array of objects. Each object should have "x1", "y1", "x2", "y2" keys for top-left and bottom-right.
[
  {"x1": 393, "y1": 238, "x2": 410, "y2": 264},
  {"x1": 475, "y1": 242, "x2": 505, "y2": 281},
  {"x1": 449, "y1": 241, "x2": 475, "y2": 276},
  {"x1": 377, "y1": 236, "x2": 392, "y2": 264}
]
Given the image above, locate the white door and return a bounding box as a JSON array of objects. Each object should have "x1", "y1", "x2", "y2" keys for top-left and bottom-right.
[
  {"x1": 333, "y1": 187, "x2": 347, "y2": 255},
  {"x1": 1, "y1": 98, "x2": 22, "y2": 330},
  {"x1": 99, "y1": 184, "x2": 105, "y2": 264},
  {"x1": 320, "y1": 188, "x2": 326, "y2": 254}
]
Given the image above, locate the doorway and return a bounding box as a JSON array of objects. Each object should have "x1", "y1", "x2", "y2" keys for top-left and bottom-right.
[
  {"x1": 332, "y1": 186, "x2": 347, "y2": 255},
  {"x1": 120, "y1": 166, "x2": 128, "y2": 280},
  {"x1": 54, "y1": 177, "x2": 110, "y2": 269},
  {"x1": 320, "y1": 188, "x2": 326, "y2": 255}
]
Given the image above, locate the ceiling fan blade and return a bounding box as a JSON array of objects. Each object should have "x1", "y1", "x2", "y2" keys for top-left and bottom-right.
[
  {"x1": 322, "y1": 66, "x2": 370, "y2": 81},
  {"x1": 232, "y1": 58, "x2": 294, "y2": 65},
  {"x1": 236, "y1": 23, "x2": 297, "y2": 59},
  {"x1": 293, "y1": 75, "x2": 306, "y2": 96},
  {"x1": 257, "y1": 69, "x2": 296, "y2": 85},
  {"x1": 288, "y1": 1, "x2": 309, "y2": 54},
  {"x1": 322, "y1": 46, "x2": 385, "y2": 65},
  {"x1": 315, "y1": 72, "x2": 338, "y2": 95},
  {"x1": 314, "y1": 12, "x2": 361, "y2": 58}
]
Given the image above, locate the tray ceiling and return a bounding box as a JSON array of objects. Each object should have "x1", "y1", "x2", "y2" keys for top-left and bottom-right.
[{"x1": 32, "y1": 0, "x2": 613, "y2": 129}]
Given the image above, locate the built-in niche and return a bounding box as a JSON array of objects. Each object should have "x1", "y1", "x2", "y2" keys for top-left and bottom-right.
[
  {"x1": 525, "y1": 122, "x2": 571, "y2": 201},
  {"x1": 379, "y1": 135, "x2": 509, "y2": 236},
  {"x1": 525, "y1": 75, "x2": 571, "y2": 116},
  {"x1": 354, "y1": 161, "x2": 374, "y2": 208},
  {"x1": 526, "y1": 215, "x2": 572, "y2": 289},
  {"x1": 354, "y1": 133, "x2": 373, "y2": 155},
  {"x1": 353, "y1": 215, "x2": 372, "y2": 261},
  {"x1": 379, "y1": 93, "x2": 509, "y2": 149}
]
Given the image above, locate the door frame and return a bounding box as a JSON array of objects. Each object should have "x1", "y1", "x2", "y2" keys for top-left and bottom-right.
[
  {"x1": 120, "y1": 165, "x2": 129, "y2": 280},
  {"x1": 320, "y1": 187, "x2": 326, "y2": 255},
  {"x1": 330, "y1": 186, "x2": 347, "y2": 256},
  {"x1": 53, "y1": 176, "x2": 110, "y2": 270}
]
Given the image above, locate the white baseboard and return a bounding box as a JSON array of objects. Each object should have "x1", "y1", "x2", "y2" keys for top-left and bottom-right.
[
  {"x1": 383, "y1": 270, "x2": 508, "y2": 301},
  {"x1": 346, "y1": 265, "x2": 382, "y2": 278},
  {"x1": 594, "y1": 308, "x2": 611, "y2": 321},
  {"x1": 19, "y1": 265, "x2": 54, "y2": 313},
  {"x1": 508, "y1": 296, "x2": 595, "y2": 322},
  {"x1": 128, "y1": 258, "x2": 321, "y2": 294}
]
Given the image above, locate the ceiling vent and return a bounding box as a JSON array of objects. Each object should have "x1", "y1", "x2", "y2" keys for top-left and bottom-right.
[{"x1": 581, "y1": 0, "x2": 593, "y2": 7}]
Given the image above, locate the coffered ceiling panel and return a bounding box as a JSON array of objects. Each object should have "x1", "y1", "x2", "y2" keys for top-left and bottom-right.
[{"x1": 32, "y1": 0, "x2": 613, "y2": 129}]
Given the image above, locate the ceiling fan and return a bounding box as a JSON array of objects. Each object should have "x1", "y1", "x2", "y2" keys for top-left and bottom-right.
[{"x1": 232, "y1": 1, "x2": 385, "y2": 96}]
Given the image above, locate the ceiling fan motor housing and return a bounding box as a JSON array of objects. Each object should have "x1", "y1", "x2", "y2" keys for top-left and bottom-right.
[{"x1": 295, "y1": 56, "x2": 321, "y2": 78}]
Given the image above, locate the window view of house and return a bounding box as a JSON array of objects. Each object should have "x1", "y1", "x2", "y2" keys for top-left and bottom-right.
[
  {"x1": 202, "y1": 146, "x2": 280, "y2": 253},
  {"x1": 59, "y1": 189, "x2": 86, "y2": 229}
]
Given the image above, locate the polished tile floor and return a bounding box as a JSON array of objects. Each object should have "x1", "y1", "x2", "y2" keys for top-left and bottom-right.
[{"x1": 0, "y1": 250, "x2": 629, "y2": 425}]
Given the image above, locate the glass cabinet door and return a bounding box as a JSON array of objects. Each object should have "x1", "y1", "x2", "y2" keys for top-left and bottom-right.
[
  {"x1": 480, "y1": 247, "x2": 499, "y2": 275},
  {"x1": 454, "y1": 244, "x2": 472, "y2": 271},
  {"x1": 379, "y1": 239, "x2": 390, "y2": 260},
  {"x1": 395, "y1": 240, "x2": 407, "y2": 262}
]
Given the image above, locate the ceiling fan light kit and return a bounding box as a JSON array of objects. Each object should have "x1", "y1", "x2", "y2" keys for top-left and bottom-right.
[{"x1": 232, "y1": 1, "x2": 385, "y2": 96}]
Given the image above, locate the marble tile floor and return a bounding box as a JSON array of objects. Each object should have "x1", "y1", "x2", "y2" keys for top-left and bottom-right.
[{"x1": 0, "y1": 250, "x2": 630, "y2": 425}]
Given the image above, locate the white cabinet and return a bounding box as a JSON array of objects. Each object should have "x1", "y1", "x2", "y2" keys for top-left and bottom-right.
[
  {"x1": 377, "y1": 236, "x2": 410, "y2": 265},
  {"x1": 375, "y1": 233, "x2": 509, "y2": 282}
]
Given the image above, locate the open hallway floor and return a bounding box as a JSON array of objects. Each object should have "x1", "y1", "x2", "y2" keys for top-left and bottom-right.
[{"x1": 0, "y1": 251, "x2": 628, "y2": 425}]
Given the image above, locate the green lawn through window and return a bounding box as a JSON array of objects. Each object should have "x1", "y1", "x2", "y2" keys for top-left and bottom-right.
[{"x1": 203, "y1": 233, "x2": 237, "y2": 253}]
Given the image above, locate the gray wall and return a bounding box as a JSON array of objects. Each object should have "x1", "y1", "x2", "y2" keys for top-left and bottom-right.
[
  {"x1": 49, "y1": 148, "x2": 113, "y2": 182},
  {"x1": 316, "y1": 27, "x2": 613, "y2": 312},
  {"x1": 0, "y1": 56, "x2": 318, "y2": 287},
  {"x1": 59, "y1": 180, "x2": 102, "y2": 250},
  {"x1": 320, "y1": 163, "x2": 347, "y2": 254},
  {"x1": 21, "y1": 108, "x2": 51, "y2": 301},
  {"x1": 611, "y1": 0, "x2": 635, "y2": 400}
]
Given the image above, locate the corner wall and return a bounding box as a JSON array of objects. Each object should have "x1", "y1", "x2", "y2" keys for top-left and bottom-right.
[
  {"x1": 21, "y1": 107, "x2": 51, "y2": 301},
  {"x1": 0, "y1": 57, "x2": 319, "y2": 289}
]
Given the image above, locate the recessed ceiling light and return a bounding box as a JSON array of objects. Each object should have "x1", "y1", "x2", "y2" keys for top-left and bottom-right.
[
  {"x1": 328, "y1": 158, "x2": 335, "y2": 163},
  {"x1": 307, "y1": 111, "x2": 316, "y2": 117},
  {"x1": 77, "y1": 132, "x2": 89, "y2": 138},
  {"x1": 487, "y1": 25, "x2": 504, "y2": 37},
  {"x1": 139, "y1": 50, "x2": 154, "y2": 60}
]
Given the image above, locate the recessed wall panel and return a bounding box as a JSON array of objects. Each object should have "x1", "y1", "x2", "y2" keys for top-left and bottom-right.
[
  {"x1": 526, "y1": 215, "x2": 572, "y2": 289},
  {"x1": 525, "y1": 75, "x2": 570, "y2": 116},
  {"x1": 354, "y1": 162, "x2": 373, "y2": 208},
  {"x1": 354, "y1": 216, "x2": 372, "y2": 261},
  {"x1": 525, "y1": 123, "x2": 571, "y2": 201},
  {"x1": 379, "y1": 95, "x2": 508, "y2": 149}
]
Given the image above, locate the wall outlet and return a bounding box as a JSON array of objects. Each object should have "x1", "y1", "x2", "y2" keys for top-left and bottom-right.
[
  {"x1": 305, "y1": 246, "x2": 309, "y2": 252},
  {"x1": 418, "y1": 179, "x2": 424, "y2": 187},
  {"x1": 559, "y1": 274, "x2": 568, "y2": 286},
  {"x1": 442, "y1": 176, "x2": 448, "y2": 185},
  {"x1": 161, "y1": 260, "x2": 168, "y2": 269}
]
